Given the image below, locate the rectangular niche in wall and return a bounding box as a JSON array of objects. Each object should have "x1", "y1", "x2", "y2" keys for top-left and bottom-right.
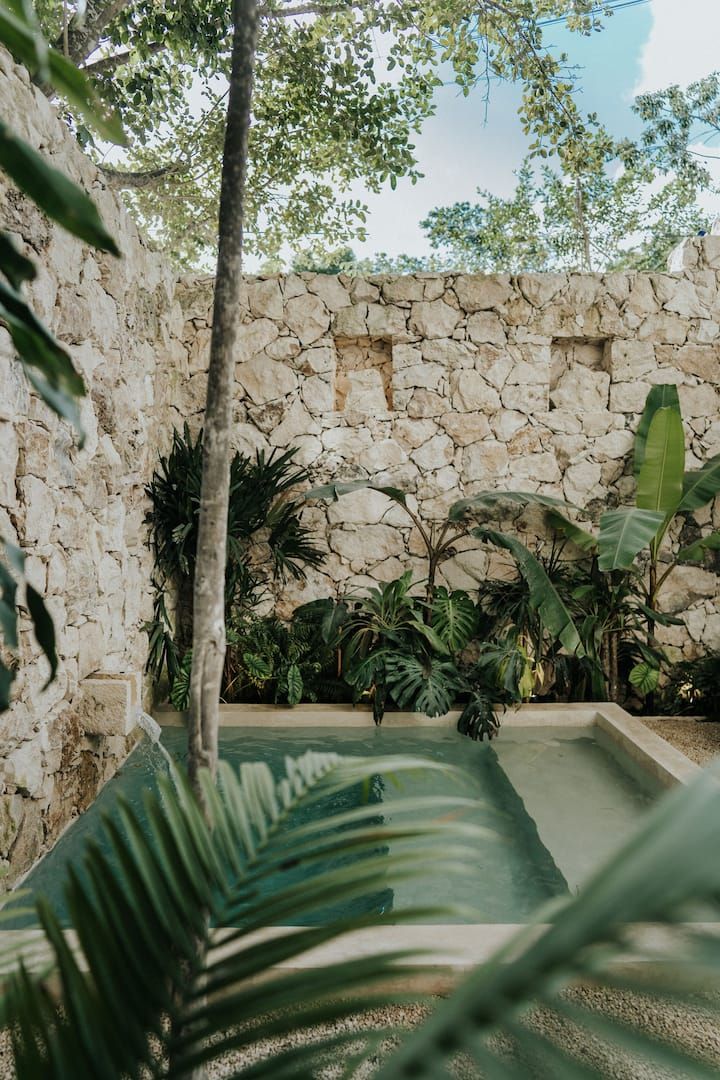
[
  {"x1": 551, "y1": 338, "x2": 608, "y2": 379},
  {"x1": 335, "y1": 336, "x2": 393, "y2": 417},
  {"x1": 549, "y1": 337, "x2": 609, "y2": 411}
]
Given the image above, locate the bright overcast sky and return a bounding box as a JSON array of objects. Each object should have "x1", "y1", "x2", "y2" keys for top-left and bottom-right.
[{"x1": 335, "y1": 0, "x2": 720, "y2": 264}]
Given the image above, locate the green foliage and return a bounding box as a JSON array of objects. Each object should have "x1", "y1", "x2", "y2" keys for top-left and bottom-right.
[
  {"x1": 0, "y1": 540, "x2": 58, "y2": 711},
  {"x1": 8, "y1": 740, "x2": 720, "y2": 1075},
  {"x1": 375, "y1": 757, "x2": 720, "y2": 1078},
  {"x1": 222, "y1": 606, "x2": 346, "y2": 708},
  {"x1": 39, "y1": 1, "x2": 617, "y2": 267},
  {"x1": 549, "y1": 385, "x2": 720, "y2": 628},
  {"x1": 632, "y1": 72, "x2": 720, "y2": 188},
  {"x1": 430, "y1": 587, "x2": 476, "y2": 652},
  {"x1": 2, "y1": 750, "x2": 484, "y2": 1076},
  {"x1": 474, "y1": 528, "x2": 584, "y2": 658},
  {"x1": 421, "y1": 131, "x2": 716, "y2": 273},
  {"x1": 384, "y1": 652, "x2": 464, "y2": 718},
  {"x1": 660, "y1": 650, "x2": 720, "y2": 720},
  {"x1": 0, "y1": 2, "x2": 122, "y2": 711},
  {"x1": 145, "y1": 427, "x2": 323, "y2": 704}
]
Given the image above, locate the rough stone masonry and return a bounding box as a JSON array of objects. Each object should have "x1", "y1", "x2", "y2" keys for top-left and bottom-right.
[{"x1": 1, "y1": 44, "x2": 720, "y2": 884}]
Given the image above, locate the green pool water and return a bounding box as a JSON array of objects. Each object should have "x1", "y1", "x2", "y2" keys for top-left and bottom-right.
[{"x1": 3, "y1": 725, "x2": 659, "y2": 928}]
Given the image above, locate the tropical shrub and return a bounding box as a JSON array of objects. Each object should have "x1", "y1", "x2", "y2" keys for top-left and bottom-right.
[
  {"x1": 545, "y1": 384, "x2": 720, "y2": 697},
  {"x1": 144, "y1": 426, "x2": 323, "y2": 699},
  {"x1": 660, "y1": 650, "x2": 720, "y2": 720},
  {"x1": 306, "y1": 479, "x2": 570, "y2": 605},
  {"x1": 334, "y1": 574, "x2": 523, "y2": 738},
  {"x1": 478, "y1": 547, "x2": 664, "y2": 704}
]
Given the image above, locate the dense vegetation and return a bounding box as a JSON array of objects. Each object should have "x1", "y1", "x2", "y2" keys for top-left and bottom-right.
[{"x1": 146, "y1": 385, "x2": 720, "y2": 731}]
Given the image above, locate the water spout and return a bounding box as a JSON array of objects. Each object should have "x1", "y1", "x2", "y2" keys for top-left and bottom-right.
[{"x1": 135, "y1": 710, "x2": 175, "y2": 772}]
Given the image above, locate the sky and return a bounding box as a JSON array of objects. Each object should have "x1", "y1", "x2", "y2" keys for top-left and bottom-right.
[{"x1": 338, "y1": 0, "x2": 720, "y2": 264}]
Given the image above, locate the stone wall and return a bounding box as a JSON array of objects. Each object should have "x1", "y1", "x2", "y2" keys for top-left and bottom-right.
[
  {"x1": 3, "y1": 42, "x2": 720, "y2": 888},
  {"x1": 176, "y1": 235, "x2": 720, "y2": 657},
  {"x1": 0, "y1": 51, "x2": 184, "y2": 884}
]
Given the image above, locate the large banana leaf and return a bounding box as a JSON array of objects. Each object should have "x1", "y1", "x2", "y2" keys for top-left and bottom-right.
[
  {"x1": 678, "y1": 454, "x2": 720, "y2": 512},
  {"x1": 449, "y1": 490, "x2": 571, "y2": 522},
  {"x1": 636, "y1": 406, "x2": 685, "y2": 515},
  {"x1": 2, "y1": 752, "x2": 486, "y2": 1077},
  {"x1": 597, "y1": 508, "x2": 666, "y2": 571},
  {"x1": 545, "y1": 509, "x2": 598, "y2": 552},
  {"x1": 633, "y1": 383, "x2": 680, "y2": 480},
  {"x1": 473, "y1": 528, "x2": 584, "y2": 656},
  {"x1": 373, "y1": 758, "x2": 720, "y2": 1079}
]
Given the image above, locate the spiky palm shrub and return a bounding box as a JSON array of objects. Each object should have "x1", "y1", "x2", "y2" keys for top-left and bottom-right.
[
  {"x1": 144, "y1": 426, "x2": 324, "y2": 699},
  {"x1": 2, "y1": 751, "x2": 482, "y2": 1077}
]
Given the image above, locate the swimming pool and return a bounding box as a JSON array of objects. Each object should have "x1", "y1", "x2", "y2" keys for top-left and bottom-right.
[{"x1": 5, "y1": 704, "x2": 682, "y2": 943}]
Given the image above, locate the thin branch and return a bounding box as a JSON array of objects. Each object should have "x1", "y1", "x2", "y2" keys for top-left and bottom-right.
[
  {"x1": 53, "y1": 0, "x2": 131, "y2": 64},
  {"x1": 83, "y1": 40, "x2": 167, "y2": 75},
  {"x1": 100, "y1": 162, "x2": 185, "y2": 189}
]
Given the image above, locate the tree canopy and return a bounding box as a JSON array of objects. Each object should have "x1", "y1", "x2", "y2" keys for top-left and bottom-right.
[
  {"x1": 421, "y1": 152, "x2": 715, "y2": 273},
  {"x1": 39, "y1": 0, "x2": 615, "y2": 267}
]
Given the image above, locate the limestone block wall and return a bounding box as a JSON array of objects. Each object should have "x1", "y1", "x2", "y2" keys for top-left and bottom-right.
[
  {"x1": 4, "y1": 41, "x2": 720, "y2": 888},
  {"x1": 176, "y1": 237, "x2": 720, "y2": 655},
  {"x1": 0, "y1": 51, "x2": 184, "y2": 884}
]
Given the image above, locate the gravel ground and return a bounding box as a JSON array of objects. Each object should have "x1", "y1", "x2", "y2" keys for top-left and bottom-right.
[{"x1": 641, "y1": 714, "x2": 720, "y2": 766}]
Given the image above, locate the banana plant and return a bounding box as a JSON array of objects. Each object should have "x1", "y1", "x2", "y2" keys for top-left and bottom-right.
[
  {"x1": 306, "y1": 480, "x2": 567, "y2": 606},
  {"x1": 545, "y1": 385, "x2": 720, "y2": 694}
]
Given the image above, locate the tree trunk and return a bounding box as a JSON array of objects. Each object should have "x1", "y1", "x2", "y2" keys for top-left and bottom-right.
[{"x1": 188, "y1": 0, "x2": 259, "y2": 795}]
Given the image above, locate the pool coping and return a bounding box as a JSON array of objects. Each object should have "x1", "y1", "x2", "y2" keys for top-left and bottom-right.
[
  {"x1": 149, "y1": 702, "x2": 707, "y2": 975},
  {"x1": 154, "y1": 700, "x2": 703, "y2": 791}
]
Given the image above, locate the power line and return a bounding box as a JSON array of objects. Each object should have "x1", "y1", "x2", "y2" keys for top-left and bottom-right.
[{"x1": 538, "y1": 0, "x2": 651, "y2": 29}]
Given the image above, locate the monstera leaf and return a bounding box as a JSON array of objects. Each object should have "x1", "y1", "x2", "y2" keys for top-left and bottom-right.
[
  {"x1": 430, "y1": 588, "x2": 477, "y2": 652},
  {"x1": 385, "y1": 653, "x2": 464, "y2": 717}
]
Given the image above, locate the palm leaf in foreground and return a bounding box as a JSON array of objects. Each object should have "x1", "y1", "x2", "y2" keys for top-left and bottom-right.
[
  {"x1": 1, "y1": 751, "x2": 488, "y2": 1078},
  {"x1": 374, "y1": 757, "x2": 720, "y2": 1079}
]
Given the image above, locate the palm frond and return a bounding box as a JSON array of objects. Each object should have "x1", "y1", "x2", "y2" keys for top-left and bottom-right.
[
  {"x1": 3, "y1": 752, "x2": 485, "y2": 1078},
  {"x1": 373, "y1": 758, "x2": 720, "y2": 1079}
]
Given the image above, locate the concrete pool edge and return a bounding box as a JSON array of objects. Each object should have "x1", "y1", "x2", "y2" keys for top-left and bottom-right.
[
  {"x1": 153, "y1": 700, "x2": 704, "y2": 791},
  {"x1": 149, "y1": 702, "x2": 709, "y2": 974},
  {"x1": 2, "y1": 703, "x2": 707, "y2": 981}
]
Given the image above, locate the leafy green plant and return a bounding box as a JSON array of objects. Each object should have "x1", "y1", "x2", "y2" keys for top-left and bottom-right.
[
  {"x1": 477, "y1": 545, "x2": 663, "y2": 705},
  {"x1": 0, "y1": 2, "x2": 123, "y2": 711},
  {"x1": 660, "y1": 650, "x2": 720, "y2": 721},
  {"x1": 6, "y1": 745, "x2": 720, "y2": 1075},
  {"x1": 546, "y1": 384, "x2": 720, "y2": 695},
  {"x1": 224, "y1": 607, "x2": 345, "y2": 708},
  {"x1": 145, "y1": 426, "x2": 323, "y2": 699},
  {"x1": 1, "y1": 750, "x2": 484, "y2": 1077},
  {"x1": 309, "y1": 481, "x2": 571, "y2": 605}
]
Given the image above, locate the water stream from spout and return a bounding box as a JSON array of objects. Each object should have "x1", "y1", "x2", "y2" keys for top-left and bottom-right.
[{"x1": 135, "y1": 710, "x2": 176, "y2": 772}]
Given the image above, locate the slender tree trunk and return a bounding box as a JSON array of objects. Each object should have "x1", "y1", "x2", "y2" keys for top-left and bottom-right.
[{"x1": 188, "y1": 0, "x2": 259, "y2": 795}]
